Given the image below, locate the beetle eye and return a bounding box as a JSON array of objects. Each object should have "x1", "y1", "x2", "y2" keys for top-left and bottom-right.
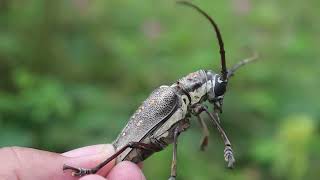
[{"x1": 214, "y1": 81, "x2": 227, "y2": 96}]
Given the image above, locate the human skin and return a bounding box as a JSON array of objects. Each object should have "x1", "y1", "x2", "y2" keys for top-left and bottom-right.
[{"x1": 0, "y1": 144, "x2": 146, "y2": 180}]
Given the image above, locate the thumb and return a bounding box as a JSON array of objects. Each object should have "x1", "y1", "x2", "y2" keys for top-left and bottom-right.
[
  {"x1": 0, "y1": 144, "x2": 115, "y2": 180},
  {"x1": 62, "y1": 144, "x2": 116, "y2": 177}
]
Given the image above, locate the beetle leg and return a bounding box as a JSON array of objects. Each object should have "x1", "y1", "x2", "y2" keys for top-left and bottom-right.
[
  {"x1": 196, "y1": 115, "x2": 210, "y2": 151},
  {"x1": 191, "y1": 104, "x2": 235, "y2": 168},
  {"x1": 168, "y1": 126, "x2": 180, "y2": 180},
  {"x1": 63, "y1": 142, "x2": 161, "y2": 177},
  {"x1": 201, "y1": 106, "x2": 235, "y2": 168},
  {"x1": 191, "y1": 104, "x2": 210, "y2": 151}
]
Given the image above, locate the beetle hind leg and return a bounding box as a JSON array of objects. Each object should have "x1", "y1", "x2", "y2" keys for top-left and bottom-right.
[
  {"x1": 63, "y1": 165, "x2": 95, "y2": 177},
  {"x1": 63, "y1": 142, "x2": 161, "y2": 177}
]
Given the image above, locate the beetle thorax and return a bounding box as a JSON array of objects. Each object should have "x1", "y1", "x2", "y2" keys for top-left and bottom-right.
[{"x1": 175, "y1": 70, "x2": 217, "y2": 105}]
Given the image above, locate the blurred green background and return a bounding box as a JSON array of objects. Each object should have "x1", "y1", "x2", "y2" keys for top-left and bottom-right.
[{"x1": 0, "y1": 0, "x2": 319, "y2": 179}]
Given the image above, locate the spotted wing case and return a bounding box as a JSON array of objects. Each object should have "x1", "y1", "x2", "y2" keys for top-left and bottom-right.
[{"x1": 112, "y1": 86, "x2": 179, "y2": 162}]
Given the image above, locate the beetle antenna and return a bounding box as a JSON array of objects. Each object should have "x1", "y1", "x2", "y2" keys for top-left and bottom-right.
[
  {"x1": 227, "y1": 52, "x2": 259, "y2": 78},
  {"x1": 177, "y1": 0, "x2": 228, "y2": 81}
]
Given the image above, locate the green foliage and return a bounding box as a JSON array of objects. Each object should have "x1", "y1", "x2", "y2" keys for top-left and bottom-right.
[{"x1": 0, "y1": 0, "x2": 319, "y2": 179}]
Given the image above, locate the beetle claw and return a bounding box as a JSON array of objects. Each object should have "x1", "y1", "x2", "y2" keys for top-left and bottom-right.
[
  {"x1": 227, "y1": 155, "x2": 235, "y2": 169},
  {"x1": 63, "y1": 164, "x2": 92, "y2": 177}
]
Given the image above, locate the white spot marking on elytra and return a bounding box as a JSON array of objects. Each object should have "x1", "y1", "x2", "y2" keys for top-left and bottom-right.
[{"x1": 136, "y1": 120, "x2": 143, "y2": 126}]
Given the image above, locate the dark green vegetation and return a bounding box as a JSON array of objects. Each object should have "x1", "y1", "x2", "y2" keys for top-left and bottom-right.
[{"x1": 0, "y1": 0, "x2": 319, "y2": 179}]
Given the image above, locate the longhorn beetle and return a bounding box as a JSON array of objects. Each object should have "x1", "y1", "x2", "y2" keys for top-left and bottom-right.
[{"x1": 63, "y1": 1, "x2": 258, "y2": 179}]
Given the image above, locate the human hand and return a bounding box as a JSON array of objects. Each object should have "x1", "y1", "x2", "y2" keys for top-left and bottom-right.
[{"x1": 0, "y1": 144, "x2": 146, "y2": 180}]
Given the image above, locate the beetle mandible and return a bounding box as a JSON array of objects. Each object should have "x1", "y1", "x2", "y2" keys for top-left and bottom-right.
[{"x1": 63, "y1": 1, "x2": 258, "y2": 179}]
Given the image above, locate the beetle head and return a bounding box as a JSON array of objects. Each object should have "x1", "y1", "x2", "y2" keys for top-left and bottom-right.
[{"x1": 205, "y1": 71, "x2": 227, "y2": 113}]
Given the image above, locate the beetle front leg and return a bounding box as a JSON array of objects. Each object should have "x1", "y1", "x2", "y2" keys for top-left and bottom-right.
[
  {"x1": 168, "y1": 126, "x2": 180, "y2": 180},
  {"x1": 196, "y1": 115, "x2": 210, "y2": 151},
  {"x1": 63, "y1": 142, "x2": 161, "y2": 177},
  {"x1": 202, "y1": 106, "x2": 235, "y2": 168},
  {"x1": 191, "y1": 105, "x2": 210, "y2": 151},
  {"x1": 191, "y1": 104, "x2": 235, "y2": 168}
]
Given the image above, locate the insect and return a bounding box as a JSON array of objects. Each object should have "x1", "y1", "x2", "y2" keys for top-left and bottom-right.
[{"x1": 63, "y1": 1, "x2": 258, "y2": 179}]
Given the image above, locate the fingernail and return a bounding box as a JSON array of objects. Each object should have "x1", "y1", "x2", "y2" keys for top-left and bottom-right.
[{"x1": 62, "y1": 144, "x2": 113, "y2": 158}]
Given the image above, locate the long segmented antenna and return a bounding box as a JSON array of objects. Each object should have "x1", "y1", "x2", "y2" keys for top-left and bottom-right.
[
  {"x1": 227, "y1": 52, "x2": 259, "y2": 78},
  {"x1": 177, "y1": 1, "x2": 228, "y2": 81}
]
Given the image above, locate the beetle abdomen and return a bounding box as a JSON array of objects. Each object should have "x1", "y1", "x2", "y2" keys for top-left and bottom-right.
[{"x1": 113, "y1": 86, "x2": 180, "y2": 162}]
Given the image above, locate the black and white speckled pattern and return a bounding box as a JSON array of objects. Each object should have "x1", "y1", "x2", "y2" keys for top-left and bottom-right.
[
  {"x1": 178, "y1": 70, "x2": 207, "y2": 92},
  {"x1": 113, "y1": 86, "x2": 179, "y2": 162}
]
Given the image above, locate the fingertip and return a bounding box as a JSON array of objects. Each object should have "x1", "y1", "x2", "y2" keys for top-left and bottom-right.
[
  {"x1": 79, "y1": 175, "x2": 106, "y2": 180},
  {"x1": 107, "y1": 161, "x2": 146, "y2": 180}
]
